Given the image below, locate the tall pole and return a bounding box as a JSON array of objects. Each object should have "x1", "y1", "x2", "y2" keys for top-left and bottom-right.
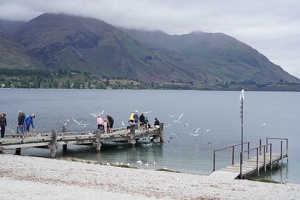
[{"x1": 239, "y1": 89, "x2": 245, "y2": 178}]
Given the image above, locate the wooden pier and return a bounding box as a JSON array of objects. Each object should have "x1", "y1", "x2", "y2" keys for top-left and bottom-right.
[
  {"x1": 0, "y1": 123, "x2": 164, "y2": 158},
  {"x1": 211, "y1": 138, "x2": 288, "y2": 179}
]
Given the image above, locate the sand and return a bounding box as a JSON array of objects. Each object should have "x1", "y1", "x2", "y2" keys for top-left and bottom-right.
[{"x1": 0, "y1": 154, "x2": 299, "y2": 200}]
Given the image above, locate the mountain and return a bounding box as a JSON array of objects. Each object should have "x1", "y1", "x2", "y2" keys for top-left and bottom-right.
[
  {"x1": 0, "y1": 32, "x2": 44, "y2": 69},
  {"x1": 1, "y1": 13, "x2": 299, "y2": 86},
  {"x1": 0, "y1": 19, "x2": 25, "y2": 34}
]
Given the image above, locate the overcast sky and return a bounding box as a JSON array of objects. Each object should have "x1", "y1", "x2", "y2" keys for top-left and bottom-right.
[{"x1": 1, "y1": 0, "x2": 299, "y2": 78}]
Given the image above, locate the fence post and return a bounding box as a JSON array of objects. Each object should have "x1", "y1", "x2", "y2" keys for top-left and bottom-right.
[
  {"x1": 259, "y1": 139, "x2": 262, "y2": 155},
  {"x1": 270, "y1": 143, "x2": 273, "y2": 170},
  {"x1": 266, "y1": 138, "x2": 268, "y2": 153},
  {"x1": 264, "y1": 145, "x2": 266, "y2": 172},
  {"x1": 247, "y1": 142, "x2": 250, "y2": 159},
  {"x1": 232, "y1": 146, "x2": 235, "y2": 165},
  {"x1": 213, "y1": 150, "x2": 216, "y2": 172},
  {"x1": 256, "y1": 148, "x2": 259, "y2": 176},
  {"x1": 281, "y1": 141, "x2": 283, "y2": 159}
]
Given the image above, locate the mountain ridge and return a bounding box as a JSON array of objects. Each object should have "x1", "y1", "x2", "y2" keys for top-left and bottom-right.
[{"x1": 0, "y1": 13, "x2": 299, "y2": 88}]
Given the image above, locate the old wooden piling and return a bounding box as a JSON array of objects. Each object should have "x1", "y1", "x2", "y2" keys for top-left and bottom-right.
[{"x1": 50, "y1": 130, "x2": 57, "y2": 158}]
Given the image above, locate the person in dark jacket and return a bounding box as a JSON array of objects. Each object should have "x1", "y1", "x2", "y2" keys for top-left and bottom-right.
[
  {"x1": 105, "y1": 114, "x2": 114, "y2": 133},
  {"x1": 18, "y1": 110, "x2": 26, "y2": 138},
  {"x1": 139, "y1": 113, "x2": 145, "y2": 128},
  {"x1": 0, "y1": 113, "x2": 7, "y2": 140},
  {"x1": 154, "y1": 117, "x2": 160, "y2": 128}
]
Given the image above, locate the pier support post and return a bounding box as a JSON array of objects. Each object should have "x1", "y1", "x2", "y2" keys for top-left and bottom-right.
[
  {"x1": 159, "y1": 123, "x2": 164, "y2": 143},
  {"x1": 128, "y1": 126, "x2": 136, "y2": 147},
  {"x1": 62, "y1": 125, "x2": 67, "y2": 151},
  {"x1": 95, "y1": 129, "x2": 102, "y2": 152},
  {"x1": 15, "y1": 148, "x2": 21, "y2": 155},
  {"x1": 50, "y1": 130, "x2": 57, "y2": 158}
]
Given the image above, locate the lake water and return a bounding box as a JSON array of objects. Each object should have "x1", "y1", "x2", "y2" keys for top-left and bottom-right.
[{"x1": 1, "y1": 89, "x2": 299, "y2": 184}]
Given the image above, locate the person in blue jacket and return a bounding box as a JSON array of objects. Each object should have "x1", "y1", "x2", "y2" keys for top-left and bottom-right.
[{"x1": 24, "y1": 114, "x2": 35, "y2": 137}]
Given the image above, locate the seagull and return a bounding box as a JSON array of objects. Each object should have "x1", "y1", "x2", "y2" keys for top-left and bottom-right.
[
  {"x1": 178, "y1": 113, "x2": 184, "y2": 120},
  {"x1": 168, "y1": 114, "x2": 176, "y2": 117},
  {"x1": 195, "y1": 128, "x2": 201, "y2": 133},
  {"x1": 189, "y1": 133, "x2": 200, "y2": 136},
  {"x1": 90, "y1": 113, "x2": 99, "y2": 117},
  {"x1": 184, "y1": 123, "x2": 191, "y2": 126},
  {"x1": 143, "y1": 111, "x2": 152, "y2": 114},
  {"x1": 153, "y1": 161, "x2": 156, "y2": 165},
  {"x1": 205, "y1": 129, "x2": 211, "y2": 132},
  {"x1": 262, "y1": 123, "x2": 267, "y2": 127},
  {"x1": 100, "y1": 110, "x2": 105, "y2": 114},
  {"x1": 173, "y1": 120, "x2": 182, "y2": 123},
  {"x1": 136, "y1": 160, "x2": 143, "y2": 164},
  {"x1": 122, "y1": 121, "x2": 125, "y2": 126},
  {"x1": 106, "y1": 163, "x2": 111, "y2": 166},
  {"x1": 164, "y1": 123, "x2": 171, "y2": 128}
]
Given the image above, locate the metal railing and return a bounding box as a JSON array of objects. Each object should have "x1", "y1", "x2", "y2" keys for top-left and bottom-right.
[
  {"x1": 213, "y1": 141, "x2": 251, "y2": 172},
  {"x1": 213, "y1": 137, "x2": 288, "y2": 178}
]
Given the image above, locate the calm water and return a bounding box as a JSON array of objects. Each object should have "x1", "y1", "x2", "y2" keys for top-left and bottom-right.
[{"x1": 1, "y1": 89, "x2": 299, "y2": 184}]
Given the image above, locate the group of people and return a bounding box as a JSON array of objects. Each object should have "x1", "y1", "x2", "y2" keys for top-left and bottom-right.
[
  {"x1": 0, "y1": 111, "x2": 35, "y2": 141},
  {"x1": 125, "y1": 110, "x2": 160, "y2": 132},
  {"x1": 97, "y1": 114, "x2": 114, "y2": 133}
]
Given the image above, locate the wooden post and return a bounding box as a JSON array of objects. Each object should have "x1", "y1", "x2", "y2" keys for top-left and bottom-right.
[
  {"x1": 95, "y1": 129, "x2": 102, "y2": 152},
  {"x1": 15, "y1": 148, "x2": 21, "y2": 155},
  {"x1": 264, "y1": 145, "x2": 266, "y2": 172},
  {"x1": 213, "y1": 150, "x2": 216, "y2": 171},
  {"x1": 62, "y1": 125, "x2": 67, "y2": 135},
  {"x1": 231, "y1": 146, "x2": 235, "y2": 165},
  {"x1": 159, "y1": 123, "x2": 164, "y2": 143},
  {"x1": 50, "y1": 130, "x2": 57, "y2": 158},
  {"x1": 128, "y1": 125, "x2": 136, "y2": 146},
  {"x1": 62, "y1": 125, "x2": 67, "y2": 151},
  {"x1": 270, "y1": 143, "x2": 273, "y2": 169},
  {"x1": 256, "y1": 148, "x2": 259, "y2": 176}
]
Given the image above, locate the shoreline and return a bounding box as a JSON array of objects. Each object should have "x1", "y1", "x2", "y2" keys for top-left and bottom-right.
[{"x1": 0, "y1": 154, "x2": 300, "y2": 200}]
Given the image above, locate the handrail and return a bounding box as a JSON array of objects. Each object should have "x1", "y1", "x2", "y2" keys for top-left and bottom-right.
[
  {"x1": 213, "y1": 142, "x2": 250, "y2": 152},
  {"x1": 213, "y1": 141, "x2": 254, "y2": 172}
]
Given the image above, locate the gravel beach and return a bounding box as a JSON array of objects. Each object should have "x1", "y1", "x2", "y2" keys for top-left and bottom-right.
[{"x1": 0, "y1": 154, "x2": 299, "y2": 200}]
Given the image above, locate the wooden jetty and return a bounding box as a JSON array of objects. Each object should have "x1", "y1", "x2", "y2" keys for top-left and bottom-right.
[
  {"x1": 0, "y1": 123, "x2": 164, "y2": 158},
  {"x1": 211, "y1": 138, "x2": 288, "y2": 179}
]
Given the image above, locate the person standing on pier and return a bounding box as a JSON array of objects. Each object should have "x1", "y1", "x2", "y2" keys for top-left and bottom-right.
[
  {"x1": 139, "y1": 113, "x2": 145, "y2": 129},
  {"x1": 0, "y1": 113, "x2": 7, "y2": 141},
  {"x1": 24, "y1": 114, "x2": 35, "y2": 137},
  {"x1": 154, "y1": 118, "x2": 160, "y2": 128},
  {"x1": 133, "y1": 110, "x2": 139, "y2": 129},
  {"x1": 17, "y1": 110, "x2": 26, "y2": 139},
  {"x1": 97, "y1": 115, "x2": 104, "y2": 133},
  {"x1": 105, "y1": 114, "x2": 114, "y2": 133}
]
